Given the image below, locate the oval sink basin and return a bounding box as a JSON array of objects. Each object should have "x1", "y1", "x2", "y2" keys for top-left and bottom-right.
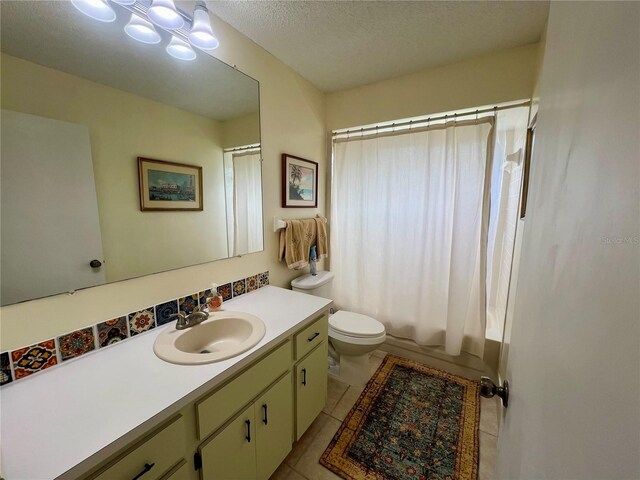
[{"x1": 153, "y1": 311, "x2": 266, "y2": 365}]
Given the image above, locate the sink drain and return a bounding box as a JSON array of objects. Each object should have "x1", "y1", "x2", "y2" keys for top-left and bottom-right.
[{"x1": 200, "y1": 349, "x2": 212, "y2": 354}]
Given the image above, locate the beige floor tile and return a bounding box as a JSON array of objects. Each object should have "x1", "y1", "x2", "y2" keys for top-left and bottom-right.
[
  {"x1": 329, "y1": 384, "x2": 364, "y2": 421},
  {"x1": 269, "y1": 462, "x2": 294, "y2": 480},
  {"x1": 480, "y1": 396, "x2": 499, "y2": 436},
  {"x1": 479, "y1": 431, "x2": 497, "y2": 480},
  {"x1": 323, "y1": 377, "x2": 349, "y2": 415},
  {"x1": 292, "y1": 416, "x2": 343, "y2": 480},
  {"x1": 285, "y1": 412, "x2": 330, "y2": 468},
  {"x1": 368, "y1": 354, "x2": 384, "y2": 378},
  {"x1": 285, "y1": 469, "x2": 307, "y2": 480},
  {"x1": 370, "y1": 349, "x2": 387, "y2": 359},
  {"x1": 269, "y1": 462, "x2": 309, "y2": 480}
]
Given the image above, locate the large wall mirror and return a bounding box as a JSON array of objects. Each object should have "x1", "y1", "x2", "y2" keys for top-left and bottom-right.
[{"x1": 0, "y1": 1, "x2": 264, "y2": 306}]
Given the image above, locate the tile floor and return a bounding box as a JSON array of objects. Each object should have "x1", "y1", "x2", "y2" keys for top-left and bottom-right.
[{"x1": 271, "y1": 350, "x2": 499, "y2": 480}]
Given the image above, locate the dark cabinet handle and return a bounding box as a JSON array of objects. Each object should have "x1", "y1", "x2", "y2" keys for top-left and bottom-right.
[
  {"x1": 89, "y1": 259, "x2": 102, "y2": 268},
  {"x1": 262, "y1": 404, "x2": 268, "y2": 425},
  {"x1": 307, "y1": 332, "x2": 320, "y2": 342},
  {"x1": 131, "y1": 463, "x2": 155, "y2": 480},
  {"x1": 245, "y1": 419, "x2": 251, "y2": 442},
  {"x1": 302, "y1": 368, "x2": 307, "y2": 386}
]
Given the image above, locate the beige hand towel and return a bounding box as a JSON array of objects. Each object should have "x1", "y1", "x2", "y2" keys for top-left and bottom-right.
[
  {"x1": 278, "y1": 217, "x2": 329, "y2": 269},
  {"x1": 315, "y1": 217, "x2": 328, "y2": 259}
]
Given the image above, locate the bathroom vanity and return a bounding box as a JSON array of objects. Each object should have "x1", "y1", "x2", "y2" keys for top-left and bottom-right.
[{"x1": 0, "y1": 287, "x2": 331, "y2": 480}]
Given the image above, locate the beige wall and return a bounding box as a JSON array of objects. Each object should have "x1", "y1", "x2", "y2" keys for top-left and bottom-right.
[
  {"x1": 221, "y1": 112, "x2": 261, "y2": 149},
  {"x1": 1, "y1": 53, "x2": 230, "y2": 284},
  {"x1": 326, "y1": 43, "x2": 540, "y2": 131},
  {"x1": 0, "y1": 11, "x2": 326, "y2": 351}
]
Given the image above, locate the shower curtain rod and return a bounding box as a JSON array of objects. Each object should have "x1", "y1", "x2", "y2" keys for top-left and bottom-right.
[
  {"x1": 331, "y1": 101, "x2": 531, "y2": 137},
  {"x1": 223, "y1": 143, "x2": 261, "y2": 153}
]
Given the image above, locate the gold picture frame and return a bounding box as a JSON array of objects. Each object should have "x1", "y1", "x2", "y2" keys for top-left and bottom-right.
[{"x1": 138, "y1": 157, "x2": 203, "y2": 211}]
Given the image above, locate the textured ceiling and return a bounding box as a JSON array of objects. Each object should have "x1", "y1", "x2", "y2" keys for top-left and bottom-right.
[
  {"x1": 1, "y1": 1, "x2": 259, "y2": 120},
  {"x1": 206, "y1": 1, "x2": 549, "y2": 93}
]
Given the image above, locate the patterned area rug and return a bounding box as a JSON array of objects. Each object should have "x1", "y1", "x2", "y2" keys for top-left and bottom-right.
[{"x1": 320, "y1": 355, "x2": 480, "y2": 480}]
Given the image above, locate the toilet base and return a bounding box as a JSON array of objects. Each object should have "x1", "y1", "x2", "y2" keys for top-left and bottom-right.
[{"x1": 334, "y1": 354, "x2": 371, "y2": 386}]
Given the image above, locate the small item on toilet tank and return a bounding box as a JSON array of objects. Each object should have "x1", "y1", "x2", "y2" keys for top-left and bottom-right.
[
  {"x1": 310, "y1": 245, "x2": 318, "y2": 276},
  {"x1": 207, "y1": 283, "x2": 223, "y2": 311}
]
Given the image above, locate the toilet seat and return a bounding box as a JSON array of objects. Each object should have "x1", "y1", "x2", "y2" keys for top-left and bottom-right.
[
  {"x1": 329, "y1": 311, "x2": 385, "y2": 337},
  {"x1": 328, "y1": 311, "x2": 386, "y2": 345}
]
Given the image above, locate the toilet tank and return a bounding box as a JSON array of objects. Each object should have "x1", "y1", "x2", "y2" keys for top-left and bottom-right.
[{"x1": 291, "y1": 271, "x2": 334, "y2": 299}]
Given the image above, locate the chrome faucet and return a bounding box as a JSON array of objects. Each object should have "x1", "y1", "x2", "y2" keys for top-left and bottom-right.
[{"x1": 170, "y1": 310, "x2": 209, "y2": 330}]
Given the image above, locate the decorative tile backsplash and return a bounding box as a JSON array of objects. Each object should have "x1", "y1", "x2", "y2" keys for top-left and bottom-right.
[
  {"x1": 1, "y1": 352, "x2": 13, "y2": 386},
  {"x1": 97, "y1": 317, "x2": 128, "y2": 348},
  {"x1": 232, "y1": 279, "x2": 246, "y2": 297},
  {"x1": 1, "y1": 271, "x2": 269, "y2": 387},
  {"x1": 218, "y1": 283, "x2": 232, "y2": 302},
  {"x1": 129, "y1": 308, "x2": 155, "y2": 336},
  {"x1": 155, "y1": 299, "x2": 179, "y2": 326},
  {"x1": 58, "y1": 327, "x2": 95, "y2": 362},
  {"x1": 11, "y1": 340, "x2": 57, "y2": 379},
  {"x1": 246, "y1": 275, "x2": 259, "y2": 292},
  {"x1": 179, "y1": 294, "x2": 198, "y2": 315}
]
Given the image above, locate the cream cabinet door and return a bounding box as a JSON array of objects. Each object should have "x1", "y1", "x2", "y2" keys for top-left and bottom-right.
[
  {"x1": 295, "y1": 342, "x2": 328, "y2": 440},
  {"x1": 255, "y1": 373, "x2": 293, "y2": 480},
  {"x1": 199, "y1": 404, "x2": 256, "y2": 480}
]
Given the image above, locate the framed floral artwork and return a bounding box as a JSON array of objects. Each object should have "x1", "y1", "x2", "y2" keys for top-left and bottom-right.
[{"x1": 282, "y1": 154, "x2": 318, "y2": 208}]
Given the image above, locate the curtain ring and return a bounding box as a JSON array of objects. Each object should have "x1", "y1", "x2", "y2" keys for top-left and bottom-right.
[
  {"x1": 409, "y1": 120, "x2": 413, "y2": 131},
  {"x1": 427, "y1": 117, "x2": 431, "y2": 128},
  {"x1": 454, "y1": 112, "x2": 458, "y2": 126},
  {"x1": 475, "y1": 109, "x2": 479, "y2": 121}
]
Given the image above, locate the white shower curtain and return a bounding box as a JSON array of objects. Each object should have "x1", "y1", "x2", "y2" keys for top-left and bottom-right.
[
  {"x1": 331, "y1": 118, "x2": 494, "y2": 357},
  {"x1": 229, "y1": 151, "x2": 263, "y2": 256}
]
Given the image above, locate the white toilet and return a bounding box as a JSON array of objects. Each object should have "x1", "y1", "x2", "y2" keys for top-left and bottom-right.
[{"x1": 291, "y1": 271, "x2": 386, "y2": 385}]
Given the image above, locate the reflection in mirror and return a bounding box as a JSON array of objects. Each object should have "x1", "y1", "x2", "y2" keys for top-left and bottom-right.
[
  {"x1": 0, "y1": 1, "x2": 263, "y2": 306},
  {"x1": 224, "y1": 144, "x2": 264, "y2": 257}
]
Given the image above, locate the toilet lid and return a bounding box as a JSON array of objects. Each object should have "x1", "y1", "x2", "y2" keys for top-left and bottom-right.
[{"x1": 329, "y1": 311, "x2": 385, "y2": 338}]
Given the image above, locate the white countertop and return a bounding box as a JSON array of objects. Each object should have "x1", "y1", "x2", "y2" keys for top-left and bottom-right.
[{"x1": 0, "y1": 286, "x2": 332, "y2": 480}]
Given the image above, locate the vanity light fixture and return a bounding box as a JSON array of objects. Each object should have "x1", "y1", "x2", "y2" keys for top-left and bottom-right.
[
  {"x1": 166, "y1": 36, "x2": 197, "y2": 61},
  {"x1": 147, "y1": 0, "x2": 184, "y2": 30},
  {"x1": 70, "y1": 0, "x2": 116, "y2": 23},
  {"x1": 124, "y1": 13, "x2": 161, "y2": 44},
  {"x1": 71, "y1": 0, "x2": 219, "y2": 60},
  {"x1": 188, "y1": 1, "x2": 219, "y2": 50}
]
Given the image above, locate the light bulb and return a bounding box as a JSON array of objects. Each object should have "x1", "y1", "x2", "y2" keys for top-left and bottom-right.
[
  {"x1": 71, "y1": 0, "x2": 116, "y2": 22},
  {"x1": 166, "y1": 36, "x2": 196, "y2": 61},
  {"x1": 148, "y1": 0, "x2": 184, "y2": 30},
  {"x1": 112, "y1": 0, "x2": 136, "y2": 5},
  {"x1": 124, "y1": 13, "x2": 161, "y2": 44},
  {"x1": 188, "y1": 3, "x2": 219, "y2": 50}
]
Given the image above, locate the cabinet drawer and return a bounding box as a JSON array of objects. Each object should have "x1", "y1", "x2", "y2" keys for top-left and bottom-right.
[
  {"x1": 91, "y1": 416, "x2": 185, "y2": 480},
  {"x1": 294, "y1": 314, "x2": 328, "y2": 360},
  {"x1": 196, "y1": 340, "x2": 292, "y2": 439}
]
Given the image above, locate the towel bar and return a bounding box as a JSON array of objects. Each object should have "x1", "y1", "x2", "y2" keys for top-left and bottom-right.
[{"x1": 273, "y1": 215, "x2": 324, "y2": 232}]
